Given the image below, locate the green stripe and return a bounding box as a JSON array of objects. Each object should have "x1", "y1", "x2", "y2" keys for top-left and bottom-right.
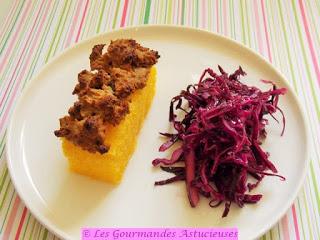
[
  {"x1": 302, "y1": 187, "x2": 315, "y2": 238},
  {"x1": 22, "y1": 0, "x2": 59, "y2": 88},
  {"x1": 194, "y1": 1, "x2": 197, "y2": 26},
  {"x1": 105, "y1": 0, "x2": 114, "y2": 31},
  {"x1": 277, "y1": 224, "x2": 281, "y2": 239},
  {"x1": 96, "y1": 0, "x2": 107, "y2": 33},
  {"x1": 81, "y1": 1, "x2": 93, "y2": 38},
  {"x1": 309, "y1": 162, "x2": 320, "y2": 220},
  {"x1": 207, "y1": 0, "x2": 211, "y2": 30},
  {"x1": 22, "y1": 213, "x2": 31, "y2": 240},
  {"x1": 0, "y1": 191, "x2": 15, "y2": 232},
  {"x1": 167, "y1": 0, "x2": 172, "y2": 24},
  {"x1": 0, "y1": 0, "x2": 25, "y2": 55},
  {"x1": 144, "y1": 0, "x2": 151, "y2": 24},
  {"x1": 139, "y1": 1, "x2": 146, "y2": 24},
  {"x1": 270, "y1": 229, "x2": 273, "y2": 240},
  {"x1": 276, "y1": 1, "x2": 299, "y2": 91},
  {"x1": 162, "y1": 0, "x2": 167, "y2": 24},
  {"x1": 31, "y1": 222, "x2": 40, "y2": 240},
  {"x1": 28, "y1": 218, "x2": 37, "y2": 240},
  {"x1": 90, "y1": 1, "x2": 100, "y2": 33},
  {"x1": 306, "y1": 176, "x2": 320, "y2": 237},
  {"x1": 163, "y1": 1, "x2": 167, "y2": 23},
  {"x1": 0, "y1": 2, "x2": 18, "y2": 46},
  {"x1": 32, "y1": 222, "x2": 40, "y2": 240},
  {"x1": 59, "y1": 1, "x2": 77, "y2": 48},
  {"x1": 195, "y1": 0, "x2": 199, "y2": 27},
  {"x1": 314, "y1": 0, "x2": 320, "y2": 16},
  {"x1": 37, "y1": 225, "x2": 43, "y2": 240},
  {"x1": 0, "y1": 148, "x2": 4, "y2": 164},
  {"x1": 240, "y1": 0, "x2": 246, "y2": 44},
  {"x1": 0, "y1": 178, "x2": 11, "y2": 212},
  {"x1": 0, "y1": 131, "x2": 6, "y2": 152},
  {"x1": 291, "y1": 0, "x2": 320, "y2": 120},
  {"x1": 266, "y1": 1, "x2": 282, "y2": 69},
  {"x1": 52, "y1": 0, "x2": 73, "y2": 57},
  {"x1": 181, "y1": 0, "x2": 185, "y2": 25},
  {"x1": 0, "y1": 168, "x2": 8, "y2": 194},
  {"x1": 45, "y1": 0, "x2": 69, "y2": 62},
  {"x1": 0, "y1": 41, "x2": 20, "y2": 85},
  {"x1": 297, "y1": 196, "x2": 307, "y2": 240},
  {"x1": 244, "y1": 0, "x2": 252, "y2": 46},
  {"x1": 112, "y1": 0, "x2": 121, "y2": 29},
  {"x1": 129, "y1": 0, "x2": 137, "y2": 25},
  {"x1": 158, "y1": 0, "x2": 163, "y2": 23},
  {"x1": 230, "y1": 0, "x2": 236, "y2": 39},
  {"x1": 42, "y1": 229, "x2": 48, "y2": 240}
]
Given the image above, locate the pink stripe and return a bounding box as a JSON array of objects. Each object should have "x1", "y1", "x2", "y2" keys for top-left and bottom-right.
[
  {"x1": 298, "y1": 0, "x2": 320, "y2": 85},
  {"x1": 291, "y1": 205, "x2": 301, "y2": 240},
  {"x1": 222, "y1": 0, "x2": 227, "y2": 36},
  {"x1": 0, "y1": 0, "x2": 20, "y2": 41},
  {"x1": 0, "y1": 1, "x2": 51, "y2": 132},
  {"x1": 0, "y1": 0, "x2": 46, "y2": 109},
  {"x1": 253, "y1": 0, "x2": 263, "y2": 54},
  {"x1": 202, "y1": 1, "x2": 206, "y2": 29},
  {"x1": 261, "y1": 0, "x2": 272, "y2": 62},
  {"x1": 14, "y1": 207, "x2": 27, "y2": 240},
  {"x1": 173, "y1": 0, "x2": 176, "y2": 23},
  {"x1": 216, "y1": 0, "x2": 219, "y2": 33},
  {"x1": 64, "y1": 1, "x2": 84, "y2": 48},
  {"x1": 0, "y1": 0, "x2": 32, "y2": 74},
  {"x1": 281, "y1": 215, "x2": 291, "y2": 240},
  {"x1": 3, "y1": 196, "x2": 21, "y2": 239},
  {"x1": 120, "y1": 0, "x2": 129, "y2": 27},
  {"x1": 75, "y1": 0, "x2": 89, "y2": 42}
]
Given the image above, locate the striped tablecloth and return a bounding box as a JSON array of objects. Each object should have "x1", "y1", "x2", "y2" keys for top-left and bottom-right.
[{"x1": 0, "y1": 1, "x2": 319, "y2": 239}]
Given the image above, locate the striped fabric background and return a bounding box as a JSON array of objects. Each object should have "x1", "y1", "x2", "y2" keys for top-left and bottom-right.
[{"x1": 0, "y1": 0, "x2": 319, "y2": 239}]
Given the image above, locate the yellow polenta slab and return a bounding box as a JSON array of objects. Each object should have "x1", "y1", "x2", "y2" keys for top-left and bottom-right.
[{"x1": 62, "y1": 67, "x2": 156, "y2": 184}]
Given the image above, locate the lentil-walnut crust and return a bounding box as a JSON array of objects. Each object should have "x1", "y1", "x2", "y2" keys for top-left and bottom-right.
[{"x1": 54, "y1": 39, "x2": 160, "y2": 154}]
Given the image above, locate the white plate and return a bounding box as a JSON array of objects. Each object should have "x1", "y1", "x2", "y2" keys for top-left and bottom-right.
[{"x1": 6, "y1": 26, "x2": 309, "y2": 240}]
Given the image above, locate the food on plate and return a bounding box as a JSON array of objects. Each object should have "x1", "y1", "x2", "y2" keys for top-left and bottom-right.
[
  {"x1": 54, "y1": 39, "x2": 159, "y2": 184},
  {"x1": 153, "y1": 66, "x2": 286, "y2": 217}
]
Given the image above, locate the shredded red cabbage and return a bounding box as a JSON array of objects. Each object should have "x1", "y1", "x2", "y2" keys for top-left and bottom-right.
[{"x1": 153, "y1": 66, "x2": 287, "y2": 217}]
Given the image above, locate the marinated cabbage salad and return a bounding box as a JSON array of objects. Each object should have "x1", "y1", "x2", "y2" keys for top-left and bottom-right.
[{"x1": 153, "y1": 66, "x2": 286, "y2": 217}]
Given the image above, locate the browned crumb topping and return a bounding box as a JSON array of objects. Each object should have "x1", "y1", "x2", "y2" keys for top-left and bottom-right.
[
  {"x1": 54, "y1": 39, "x2": 160, "y2": 154},
  {"x1": 90, "y1": 39, "x2": 160, "y2": 71}
]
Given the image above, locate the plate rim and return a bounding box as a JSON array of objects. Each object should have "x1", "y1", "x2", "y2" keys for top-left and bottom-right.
[{"x1": 6, "y1": 25, "x2": 310, "y2": 240}]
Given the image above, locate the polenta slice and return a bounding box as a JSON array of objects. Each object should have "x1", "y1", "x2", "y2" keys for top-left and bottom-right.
[
  {"x1": 62, "y1": 67, "x2": 156, "y2": 184},
  {"x1": 54, "y1": 39, "x2": 159, "y2": 184}
]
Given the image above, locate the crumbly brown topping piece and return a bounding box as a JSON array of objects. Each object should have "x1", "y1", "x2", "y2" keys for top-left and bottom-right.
[
  {"x1": 54, "y1": 39, "x2": 159, "y2": 154},
  {"x1": 90, "y1": 39, "x2": 160, "y2": 71}
]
